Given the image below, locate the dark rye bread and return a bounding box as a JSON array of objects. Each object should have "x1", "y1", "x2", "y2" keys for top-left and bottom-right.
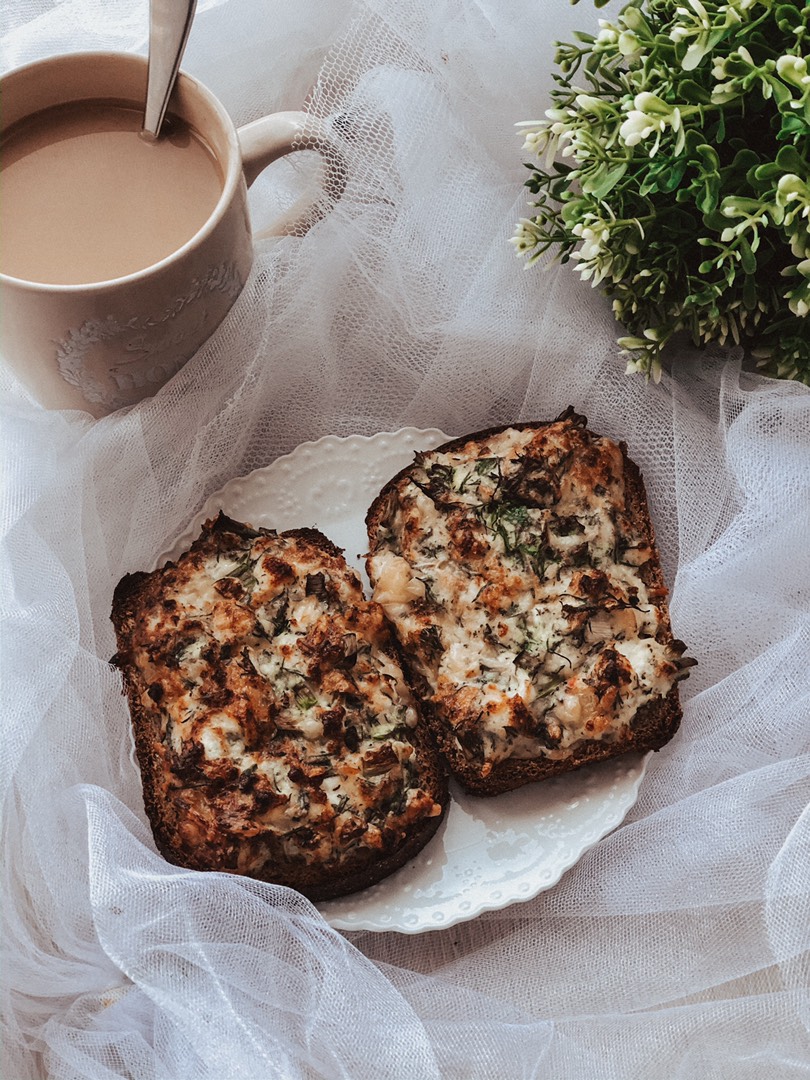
[
  {"x1": 111, "y1": 513, "x2": 448, "y2": 901},
  {"x1": 365, "y1": 410, "x2": 694, "y2": 797}
]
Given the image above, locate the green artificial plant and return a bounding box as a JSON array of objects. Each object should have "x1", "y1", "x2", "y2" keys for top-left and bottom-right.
[{"x1": 512, "y1": 0, "x2": 810, "y2": 383}]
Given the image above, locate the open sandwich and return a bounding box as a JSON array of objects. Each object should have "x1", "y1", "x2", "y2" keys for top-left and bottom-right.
[
  {"x1": 365, "y1": 410, "x2": 693, "y2": 795},
  {"x1": 111, "y1": 514, "x2": 448, "y2": 901}
]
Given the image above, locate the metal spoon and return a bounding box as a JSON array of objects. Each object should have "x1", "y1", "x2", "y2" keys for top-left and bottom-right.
[{"x1": 142, "y1": 0, "x2": 198, "y2": 140}]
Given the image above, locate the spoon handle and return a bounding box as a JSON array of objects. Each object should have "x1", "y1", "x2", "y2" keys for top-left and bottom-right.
[{"x1": 142, "y1": 0, "x2": 198, "y2": 139}]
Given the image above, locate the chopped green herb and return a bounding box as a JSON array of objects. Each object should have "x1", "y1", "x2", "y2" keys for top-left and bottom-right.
[
  {"x1": 475, "y1": 457, "x2": 498, "y2": 475},
  {"x1": 535, "y1": 673, "x2": 566, "y2": 698},
  {"x1": 227, "y1": 551, "x2": 259, "y2": 592},
  {"x1": 477, "y1": 500, "x2": 532, "y2": 554}
]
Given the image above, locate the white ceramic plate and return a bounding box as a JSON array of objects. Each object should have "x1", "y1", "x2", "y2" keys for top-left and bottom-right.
[{"x1": 161, "y1": 429, "x2": 647, "y2": 934}]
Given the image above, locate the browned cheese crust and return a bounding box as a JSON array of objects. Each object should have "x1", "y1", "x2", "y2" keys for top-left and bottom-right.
[
  {"x1": 365, "y1": 410, "x2": 694, "y2": 796},
  {"x1": 111, "y1": 514, "x2": 448, "y2": 900}
]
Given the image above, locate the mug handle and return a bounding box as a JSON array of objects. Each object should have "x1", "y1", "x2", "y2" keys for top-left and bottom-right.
[{"x1": 237, "y1": 111, "x2": 346, "y2": 237}]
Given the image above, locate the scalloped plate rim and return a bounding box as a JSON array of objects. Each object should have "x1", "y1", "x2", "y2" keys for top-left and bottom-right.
[
  {"x1": 155, "y1": 428, "x2": 450, "y2": 569},
  {"x1": 325, "y1": 757, "x2": 649, "y2": 933}
]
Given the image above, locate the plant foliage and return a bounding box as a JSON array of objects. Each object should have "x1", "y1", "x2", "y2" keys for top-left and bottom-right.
[{"x1": 512, "y1": 0, "x2": 810, "y2": 383}]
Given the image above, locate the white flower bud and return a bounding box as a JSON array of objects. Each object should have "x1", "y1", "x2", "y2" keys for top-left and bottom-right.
[
  {"x1": 575, "y1": 94, "x2": 603, "y2": 111},
  {"x1": 776, "y1": 55, "x2": 810, "y2": 88}
]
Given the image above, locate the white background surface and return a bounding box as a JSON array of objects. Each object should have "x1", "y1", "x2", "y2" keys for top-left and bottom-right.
[{"x1": 2, "y1": 1, "x2": 808, "y2": 1077}]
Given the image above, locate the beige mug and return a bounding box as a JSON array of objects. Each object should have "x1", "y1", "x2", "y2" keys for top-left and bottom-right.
[{"x1": 0, "y1": 52, "x2": 344, "y2": 416}]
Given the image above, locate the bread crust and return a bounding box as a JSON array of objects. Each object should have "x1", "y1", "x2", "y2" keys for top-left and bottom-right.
[
  {"x1": 112, "y1": 514, "x2": 448, "y2": 901},
  {"x1": 366, "y1": 411, "x2": 691, "y2": 796}
]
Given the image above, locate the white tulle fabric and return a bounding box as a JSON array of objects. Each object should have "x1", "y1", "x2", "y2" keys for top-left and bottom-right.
[{"x1": 2, "y1": 1, "x2": 809, "y2": 1077}]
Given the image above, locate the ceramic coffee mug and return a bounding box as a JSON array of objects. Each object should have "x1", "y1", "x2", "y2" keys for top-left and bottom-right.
[{"x1": 0, "y1": 52, "x2": 344, "y2": 416}]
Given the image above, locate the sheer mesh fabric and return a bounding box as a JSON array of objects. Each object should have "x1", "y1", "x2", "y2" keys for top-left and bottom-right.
[{"x1": 2, "y1": 1, "x2": 809, "y2": 1077}]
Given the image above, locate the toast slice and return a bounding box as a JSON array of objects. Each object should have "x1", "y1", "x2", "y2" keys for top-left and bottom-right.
[
  {"x1": 111, "y1": 513, "x2": 448, "y2": 900},
  {"x1": 365, "y1": 410, "x2": 693, "y2": 796}
]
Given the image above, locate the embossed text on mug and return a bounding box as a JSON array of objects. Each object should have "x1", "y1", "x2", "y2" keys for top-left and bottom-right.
[{"x1": 0, "y1": 100, "x2": 223, "y2": 285}]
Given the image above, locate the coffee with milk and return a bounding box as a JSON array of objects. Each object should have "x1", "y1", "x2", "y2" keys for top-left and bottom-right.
[{"x1": 0, "y1": 99, "x2": 223, "y2": 285}]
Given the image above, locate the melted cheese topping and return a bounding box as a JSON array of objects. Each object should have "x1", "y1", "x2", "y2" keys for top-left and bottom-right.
[
  {"x1": 368, "y1": 421, "x2": 680, "y2": 768},
  {"x1": 125, "y1": 522, "x2": 442, "y2": 873}
]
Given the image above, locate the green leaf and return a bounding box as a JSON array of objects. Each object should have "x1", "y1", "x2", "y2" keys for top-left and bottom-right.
[
  {"x1": 621, "y1": 6, "x2": 650, "y2": 34},
  {"x1": 657, "y1": 160, "x2": 689, "y2": 192},
  {"x1": 774, "y1": 4, "x2": 802, "y2": 32},
  {"x1": 721, "y1": 196, "x2": 763, "y2": 215},
  {"x1": 743, "y1": 274, "x2": 760, "y2": 310},
  {"x1": 639, "y1": 171, "x2": 659, "y2": 198},
  {"x1": 697, "y1": 144, "x2": 721, "y2": 171},
  {"x1": 766, "y1": 75, "x2": 793, "y2": 108},
  {"x1": 583, "y1": 161, "x2": 629, "y2": 198},
  {"x1": 678, "y1": 79, "x2": 713, "y2": 105},
  {"x1": 776, "y1": 144, "x2": 806, "y2": 172},
  {"x1": 728, "y1": 148, "x2": 761, "y2": 177},
  {"x1": 738, "y1": 236, "x2": 757, "y2": 275},
  {"x1": 697, "y1": 182, "x2": 719, "y2": 215},
  {"x1": 751, "y1": 160, "x2": 782, "y2": 183},
  {"x1": 779, "y1": 114, "x2": 807, "y2": 139}
]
